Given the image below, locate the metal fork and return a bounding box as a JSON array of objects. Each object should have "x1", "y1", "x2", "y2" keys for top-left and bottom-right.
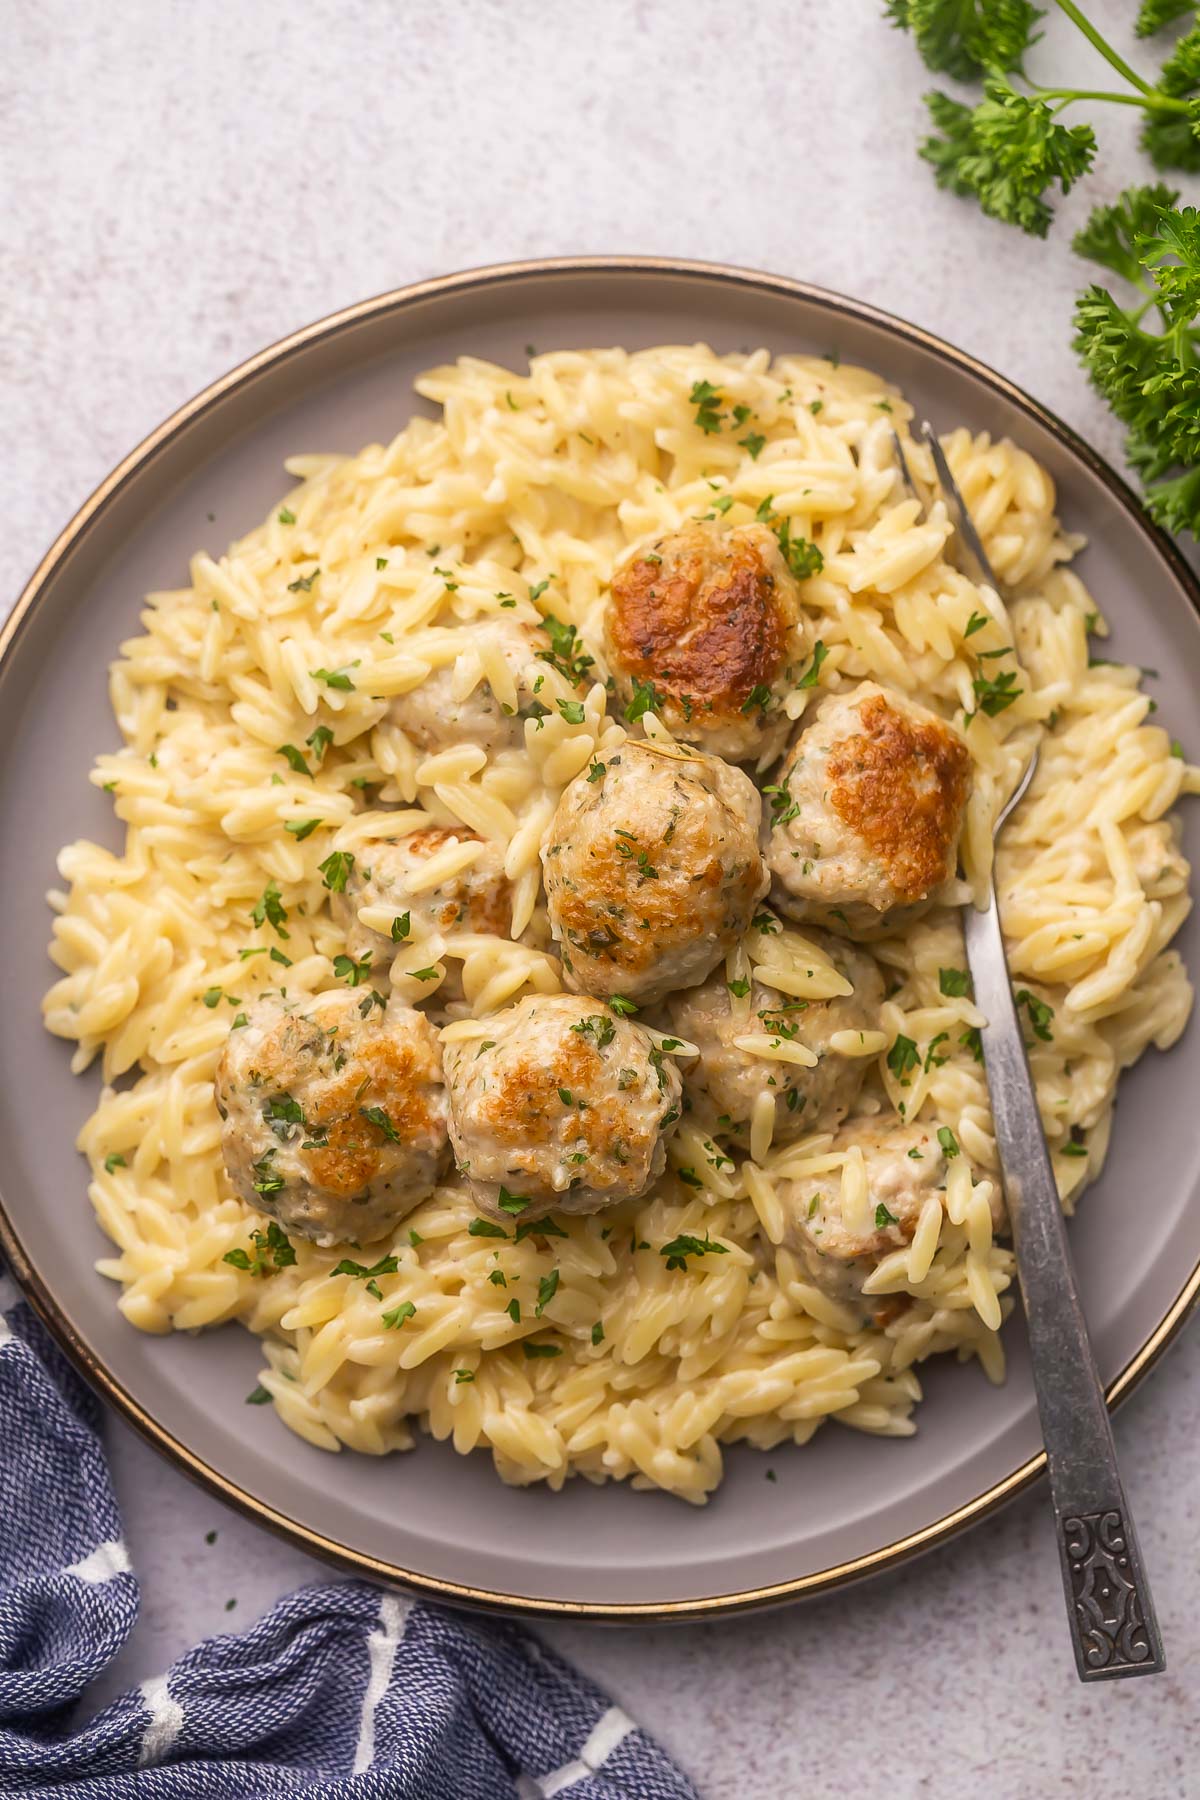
[{"x1": 893, "y1": 422, "x2": 1164, "y2": 1681}]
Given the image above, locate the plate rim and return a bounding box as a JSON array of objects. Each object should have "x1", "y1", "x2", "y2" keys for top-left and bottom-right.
[{"x1": 4, "y1": 253, "x2": 1199, "y2": 1621}]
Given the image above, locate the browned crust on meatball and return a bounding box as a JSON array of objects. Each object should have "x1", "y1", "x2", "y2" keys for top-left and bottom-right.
[
  {"x1": 301, "y1": 1032, "x2": 442, "y2": 1198},
  {"x1": 826, "y1": 694, "x2": 970, "y2": 902},
  {"x1": 549, "y1": 829, "x2": 762, "y2": 976},
  {"x1": 607, "y1": 524, "x2": 798, "y2": 721}
]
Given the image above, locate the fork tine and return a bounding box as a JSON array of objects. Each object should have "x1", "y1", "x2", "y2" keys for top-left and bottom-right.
[
  {"x1": 919, "y1": 420, "x2": 1001, "y2": 592},
  {"x1": 890, "y1": 428, "x2": 923, "y2": 507}
]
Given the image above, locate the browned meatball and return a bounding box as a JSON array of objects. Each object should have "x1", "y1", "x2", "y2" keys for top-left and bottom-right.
[
  {"x1": 764, "y1": 682, "x2": 971, "y2": 936},
  {"x1": 442, "y1": 994, "x2": 683, "y2": 1221},
  {"x1": 540, "y1": 738, "x2": 769, "y2": 1005},
  {"x1": 775, "y1": 1118, "x2": 949, "y2": 1308},
  {"x1": 214, "y1": 991, "x2": 450, "y2": 1246},
  {"x1": 605, "y1": 520, "x2": 807, "y2": 762},
  {"x1": 664, "y1": 933, "x2": 885, "y2": 1146}
]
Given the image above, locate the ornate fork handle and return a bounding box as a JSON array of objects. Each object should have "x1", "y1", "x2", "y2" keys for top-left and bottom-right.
[{"x1": 964, "y1": 887, "x2": 1164, "y2": 1679}]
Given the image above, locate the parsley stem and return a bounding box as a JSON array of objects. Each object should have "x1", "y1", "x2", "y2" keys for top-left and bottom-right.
[
  {"x1": 1035, "y1": 87, "x2": 1186, "y2": 114},
  {"x1": 1050, "y1": 1, "x2": 1155, "y2": 99}
]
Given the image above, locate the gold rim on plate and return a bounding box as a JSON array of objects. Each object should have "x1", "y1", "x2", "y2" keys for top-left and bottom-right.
[{"x1": 4, "y1": 256, "x2": 1199, "y2": 1619}]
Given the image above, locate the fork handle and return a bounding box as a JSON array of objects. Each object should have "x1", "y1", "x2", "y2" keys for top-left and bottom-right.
[{"x1": 963, "y1": 893, "x2": 1164, "y2": 1679}]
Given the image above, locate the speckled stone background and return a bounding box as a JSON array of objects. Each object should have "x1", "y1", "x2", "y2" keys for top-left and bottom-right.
[{"x1": 4, "y1": 2, "x2": 1200, "y2": 1793}]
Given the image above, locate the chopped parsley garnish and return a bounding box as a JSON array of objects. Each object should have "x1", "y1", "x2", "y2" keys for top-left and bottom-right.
[
  {"x1": 964, "y1": 611, "x2": 989, "y2": 637},
  {"x1": 433, "y1": 566, "x2": 459, "y2": 591},
  {"x1": 775, "y1": 518, "x2": 824, "y2": 580},
  {"x1": 535, "y1": 1269, "x2": 559, "y2": 1316},
  {"x1": 538, "y1": 615, "x2": 595, "y2": 685},
  {"x1": 523, "y1": 1342, "x2": 562, "y2": 1358},
  {"x1": 278, "y1": 743, "x2": 312, "y2": 775},
  {"x1": 285, "y1": 818, "x2": 321, "y2": 840},
  {"x1": 608, "y1": 994, "x2": 638, "y2": 1016},
  {"x1": 625, "y1": 675, "x2": 666, "y2": 723},
  {"x1": 307, "y1": 724, "x2": 334, "y2": 763},
  {"x1": 202, "y1": 986, "x2": 223, "y2": 1008},
  {"x1": 318, "y1": 849, "x2": 356, "y2": 892},
  {"x1": 887, "y1": 1034, "x2": 920, "y2": 1083},
  {"x1": 591, "y1": 1321, "x2": 605, "y2": 1345},
  {"x1": 387, "y1": 913, "x2": 411, "y2": 945},
  {"x1": 251, "y1": 881, "x2": 289, "y2": 937},
  {"x1": 660, "y1": 1231, "x2": 728, "y2": 1272},
  {"x1": 497, "y1": 1187, "x2": 531, "y2": 1214},
  {"x1": 796, "y1": 641, "x2": 828, "y2": 688},
  {"x1": 468, "y1": 1218, "x2": 509, "y2": 1239},
  {"x1": 311, "y1": 665, "x2": 356, "y2": 691},
  {"x1": 938, "y1": 967, "x2": 972, "y2": 997},
  {"x1": 277, "y1": 507, "x2": 296, "y2": 525},
  {"x1": 222, "y1": 1221, "x2": 295, "y2": 1276},
  {"x1": 1061, "y1": 1138, "x2": 1088, "y2": 1158},
  {"x1": 965, "y1": 668, "x2": 1022, "y2": 724},
  {"x1": 360, "y1": 1105, "x2": 401, "y2": 1141},
  {"x1": 740, "y1": 431, "x2": 766, "y2": 459},
  {"x1": 937, "y1": 1126, "x2": 960, "y2": 1158},
  {"x1": 515, "y1": 1216, "x2": 568, "y2": 1242},
  {"x1": 874, "y1": 1203, "x2": 899, "y2": 1229},
  {"x1": 245, "y1": 1384, "x2": 272, "y2": 1405},
  {"x1": 689, "y1": 378, "x2": 724, "y2": 433},
  {"x1": 250, "y1": 1153, "x2": 285, "y2": 1195},
  {"x1": 382, "y1": 1301, "x2": 416, "y2": 1329},
  {"x1": 288, "y1": 568, "x2": 319, "y2": 593},
  {"x1": 1016, "y1": 988, "x2": 1055, "y2": 1043},
  {"x1": 557, "y1": 698, "x2": 586, "y2": 725},
  {"x1": 376, "y1": 556, "x2": 389, "y2": 570},
  {"x1": 333, "y1": 951, "x2": 373, "y2": 987},
  {"x1": 333, "y1": 1253, "x2": 399, "y2": 1281},
  {"x1": 453, "y1": 1368, "x2": 475, "y2": 1383},
  {"x1": 506, "y1": 1297, "x2": 521, "y2": 1323},
  {"x1": 740, "y1": 682, "x2": 774, "y2": 716},
  {"x1": 587, "y1": 759, "x2": 606, "y2": 782},
  {"x1": 104, "y1": 1153, "x2": 126, "y2": 1174},
  {"x1": 727, "y1": 977, "x2": 751, "y2": 998},
  {"x1": 571, "y1": 1014, "x2": 616, "y2": 1050},
  {"x1": 263, "y1": 1093, "x2": 304, "y2": 1137}
]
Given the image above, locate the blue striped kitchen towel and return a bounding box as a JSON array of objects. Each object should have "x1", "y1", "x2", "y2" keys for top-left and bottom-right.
[{"x1": 0, "y1": 1277, "x2": 698, "y2": 1798}]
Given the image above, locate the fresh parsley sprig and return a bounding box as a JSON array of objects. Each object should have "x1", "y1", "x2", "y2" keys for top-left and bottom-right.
[
  {"x1": 889, "y1": 2, "x2": 1200, "y2": 239},
  {"x1": 1073, "y1": 187, "x2": 1200, "y2": 533}
]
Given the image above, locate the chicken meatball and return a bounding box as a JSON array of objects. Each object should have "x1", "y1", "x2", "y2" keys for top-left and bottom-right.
[
  {"x1": 443, "y1": 994, "x2": 683, "y2": 1221},
  {"x1": 541, "y1": 738, "x2": 769, "y2": 1006},
  {"x1": 389, "y1": 620, "x2": 549, "y2": 754},
  {"x1": 606, "y1": 520, "x2": 807, "y2": 762},
  {"x1": 214, "y1": 990, "x2": 450, "y2": 1246},
  {"x1": 664, "y1": 933, "x2": 884, "y2": 1146},
  {"x1": 332, "y1": 827, "x2": 514, "y2": 994},
  {"x1": 775, "y1": 1118, "x2": 949, "y2": 1310},
  {"x1": 763, "y1": 681, "x2": 971, "y2": 936}
]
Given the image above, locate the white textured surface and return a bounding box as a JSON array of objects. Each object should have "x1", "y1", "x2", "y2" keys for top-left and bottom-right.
[{"x1": 4, "y1": 2, "x2": 1200, "y2": 1794}]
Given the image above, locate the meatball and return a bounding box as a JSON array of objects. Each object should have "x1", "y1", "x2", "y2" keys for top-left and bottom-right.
[
  {"x1": 442, "y1": 994, "x2": 683, "y2": 1221},
  {"x1": 664, "y1": 932, "x2": 884, "y2": 1146},
  {"x1": 541, "y1": 739, "x2": 769, "y2": 1006},
  {"x1": 605, "y1": 520, "x2": 806, "y2": 762},
  {"x1": 763, "y1": 681, "x2": 971, "y2": 936},
  {"x1": 332, "y1": 827, "x2": 513, "y2": 993},
  {"x1": 389, "y1": 620, "x2": 549, "y2": 753},
  {"x1": 214, "y1": 990, "x2": 449, "y2": 1246},
  {"x1": 775, "y1": 1118, "x2": 949, "y2": 1309}
]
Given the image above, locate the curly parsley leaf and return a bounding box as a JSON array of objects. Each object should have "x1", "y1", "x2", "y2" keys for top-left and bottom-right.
[
  {"x1": 921, "y1": 79, "x2": 1096, "y2": 239},
  {"x1": 885, "y1": 0, "x2": 1043, "y2": 83}
]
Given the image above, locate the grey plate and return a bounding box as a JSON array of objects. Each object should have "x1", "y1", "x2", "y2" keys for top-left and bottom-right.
[{"x1": 2, "y1": 259, "x2": 1199, "y2": 1620}]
